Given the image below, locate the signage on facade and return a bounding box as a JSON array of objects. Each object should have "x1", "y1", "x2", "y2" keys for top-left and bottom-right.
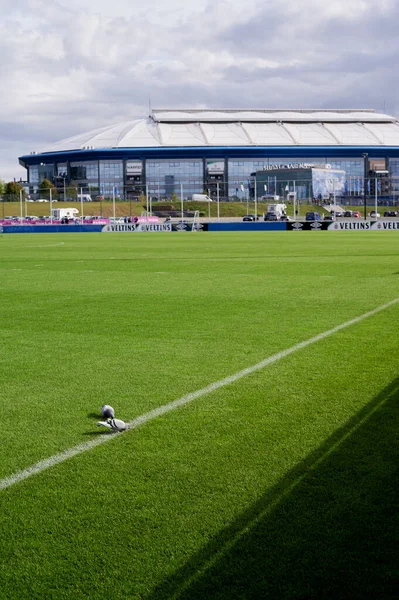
[
  {"x1": 206, "y1": 160, "x2": 225, "y2": 174},
  {"x1": 126, "y1": 161, "x2": 143, "y2": 175},
  {"x1": 263, "y1": 163, "x2": 317, "y2": 171}
]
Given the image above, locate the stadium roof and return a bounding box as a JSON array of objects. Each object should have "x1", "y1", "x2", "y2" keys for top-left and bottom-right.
[{"x1": 38, "y1": 109, "x2": 399, "y2": 154}]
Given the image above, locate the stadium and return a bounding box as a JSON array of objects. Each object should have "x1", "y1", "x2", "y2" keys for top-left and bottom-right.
[
  {"x1": 3, "y1": 109, "x2": 398, "y2": 599},
  {"x1": 19, "y1": 108, "x2": 399, "y2": 203}
]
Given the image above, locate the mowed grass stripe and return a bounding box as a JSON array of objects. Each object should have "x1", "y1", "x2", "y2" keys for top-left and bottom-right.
[{"x1": 1, "y1": 295, "x2": 397, "y2": 494}]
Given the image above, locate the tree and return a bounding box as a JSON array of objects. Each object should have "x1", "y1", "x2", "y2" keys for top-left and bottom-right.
[
  {"x1": 65, "y1": 185, "x2": 77, "y2": 200},
  {"x1": 0, "y1": 180, "x2": 5, "y2": 196},
  {"x1": 4, "y1": 181, "x2": 25, "y2": 202},
  {"x1": 38, "y1": 178, "x2": 57, "y2": 200}
]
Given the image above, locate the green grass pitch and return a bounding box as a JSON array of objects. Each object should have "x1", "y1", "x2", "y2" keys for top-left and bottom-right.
[{"x1": 0, "y1": 231, "x2": 398, "y2": 599}]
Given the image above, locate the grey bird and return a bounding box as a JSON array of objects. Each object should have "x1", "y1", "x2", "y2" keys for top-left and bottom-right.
[
  {"x1": 101, "y1": 404, "x2": 115, "y2": 419},
  {"x1": 97, "y1": 418, "x2": 128, "y2": 432}
]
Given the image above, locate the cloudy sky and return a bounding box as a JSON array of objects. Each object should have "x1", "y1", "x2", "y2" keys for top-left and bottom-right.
[{"x1": 1, "y1": 0, "x2": 399, "y2": 180}]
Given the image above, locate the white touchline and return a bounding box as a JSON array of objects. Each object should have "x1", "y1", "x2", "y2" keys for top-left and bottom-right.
[
  {"x1": 1, "y1": 297, "x2": 398, "y2": 493},
  {"x1": 26, "y1": 242, "x2": 65, "y2": 248}
]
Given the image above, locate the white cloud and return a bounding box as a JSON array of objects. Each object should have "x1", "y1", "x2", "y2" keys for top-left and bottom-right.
[{"x1": 0, "y1": 0, "x2": 398, "y2": 181}]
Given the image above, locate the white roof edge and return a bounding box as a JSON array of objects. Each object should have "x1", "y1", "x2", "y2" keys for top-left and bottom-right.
[
  {"x1": 151, "y1": 109, "x2": 397, "y2": 124},
  {"x1": 153, "y1": 108, "x2": 377, "y2": 113},
  {"x1": 35, "y1": 111, "x2": 399, "y2": 154}
]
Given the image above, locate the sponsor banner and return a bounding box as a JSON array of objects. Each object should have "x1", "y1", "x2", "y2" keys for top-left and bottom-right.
[
  {"x1": 207, "y1": 222, "x2": 286, "y2": 231},
  {"x1": 371, "y1": 221, "x2": 399, "y2": 231},
  {"x1": 172, "y1": 222, "x2": 204, "y2": 232},
  {"x1": 327, "y1": 221, "x2": 374, "y2": 230},
  {"x1": 288, "y1": 220, "x2": 399, "y2": 231},
  {"x1": 312, "y1": 168, "x2": 346, "y2": 199},
  {"x1": 1, "y1": 225, "x2": 104, "y2": 234},
  {"x1": 102, "y1": 223, "x2": 172, "y2": 232},
  {"x1": 103, "y1": 222, "x2": 207, "y2": 232},
  {"x1": 287, "y1": 221, "x2": 329, "y2": 231}
]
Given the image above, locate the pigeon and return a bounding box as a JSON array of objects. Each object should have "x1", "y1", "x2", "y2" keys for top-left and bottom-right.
[
  {"x1": 101, "y1": 404, "x2": 115, "y2": 419},
  {"x1": 97, "y1": 418, "x2": 128, "y2": 432}
]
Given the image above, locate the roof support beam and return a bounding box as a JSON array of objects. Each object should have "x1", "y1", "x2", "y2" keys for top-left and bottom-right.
[{"x1": 240, "y1": 123, "x2": 255, "y2": 144}]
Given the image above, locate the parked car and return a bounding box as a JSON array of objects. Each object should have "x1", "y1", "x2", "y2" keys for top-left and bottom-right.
[
  {"x1": 263, "y1": 212, "x2": 280, "y2": 221},
  {"x1": 242, "y1": 214, "x2": 259, "y2": 221},
  {"x1": 343, "y1": 210, "x2": 353, "y2": 217},
  {"x1": 384, "y1": 210, "x2": 398, "y2": 217},
  {"x1": 352, "y1": 211, "x2": 361, "y2": 218},
  {"x1": 306, "y1": 211, "x2": 322, "y2": 221},
  {"x1": 330, "y1": 211, "x2": 344, "y2": 218},
  {"x1": 36, "y1": 198, "x2": 49, "y2": 203},
  {"x1": 369, "y1": 211, "x2": 380, "y2": 218},
  {"x1": 323, "y1": 213, "x2": 333, "y2": 221}
]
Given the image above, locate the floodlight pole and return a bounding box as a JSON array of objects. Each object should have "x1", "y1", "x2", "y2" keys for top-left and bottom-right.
[
  {"x1": 254, "y1": 178, "x2": 257, "y2": 220},
  {"x1": 81, "y1": 187, "x2": 84, "y2": 223},
  {"x1": 180, "y1": 184, "x2": 184, "y2": 220},
  {"x1": 217, "y1": 182, "x2": 220, "y2": 222},
  {"x1": 19, "y1": 189, "x2": 23, "y2": 223},
  {"x1": 50, "y1": 187, "x2": 53, "y2": 224},
  {"x1": 362, "y1": 153, "x2": 368, "y2": 219},
  {"x1": 333, "y1": 179, "x2": 336, "y2": 216}
]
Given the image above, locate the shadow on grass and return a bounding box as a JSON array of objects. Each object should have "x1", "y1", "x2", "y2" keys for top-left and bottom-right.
[
  {"x1": 147, "y1": 379, "x2": 398, "y2": 600},
  {"x1": 87, "y1": 412, "x2": 102, "y2": 420},
  {"x1": 81, "y1": 430, "x2": 111, "y2": 436}
]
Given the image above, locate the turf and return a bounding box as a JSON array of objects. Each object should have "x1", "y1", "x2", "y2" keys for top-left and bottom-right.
[{"x1": 0, "y1": 232, "x2": 398, "y2": 599}]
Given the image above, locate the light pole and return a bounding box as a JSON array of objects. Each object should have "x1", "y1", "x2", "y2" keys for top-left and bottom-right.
[
  {"x1": 362, "y1": 153, "x2": 368, "y2": 219},
  {"x1": 217, "y1": 182, "x2": 220, "y2": 222},
  {"x1": 19, "y1": 189, "x2": 23, "y2": 223}
]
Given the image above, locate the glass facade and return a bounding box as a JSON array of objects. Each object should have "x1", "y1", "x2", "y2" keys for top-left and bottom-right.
[
  {"x1": 24, "y1": 153, "x2": 399, "y2": 204},
  {"x1": 29, "y1": 166, "x2": 39, "y2": 184},
  {"x1": 56, "y1": 163, "x2": 68, "y2": 177},
  {"x1": 38, "y1": 163, "x2": 54, "y2": 183},
  {"x1": 146, "y1": 160, "x2": 203, "y2": 200},
  {"x1": 228, "y1": 159, "x2": 268, "y2": 199},
  {"x1": 70, "y1": 161, "x2": 100, "y2": 194},
  {"x1": 389, "y1": 159, "x2": 399, "y2": 196},
  {"x1": 205, "y1": 159, "x2": 225, "y2": 200},
  {"x1": 99, "y1": 160, "x2": 123, "y2": 196}
]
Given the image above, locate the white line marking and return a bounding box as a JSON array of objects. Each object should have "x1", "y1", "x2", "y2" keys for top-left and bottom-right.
[
  {"x1": 0, "y1": 297, "x2": 398, "y2": 493},
  {"x1": 27, "y1": 242, "x2": 65, "y2": 248}
]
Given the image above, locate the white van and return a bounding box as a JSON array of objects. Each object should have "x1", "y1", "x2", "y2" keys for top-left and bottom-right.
[
  {"x1": 260, "y1": 194, "x2": 280, "y2": 201},
  {"x1": 192, "y1": 194, "x2": 212, "y2": 202},
  {"x1": 77, "y1": 194, "x2": 92, "y2": 202}
]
